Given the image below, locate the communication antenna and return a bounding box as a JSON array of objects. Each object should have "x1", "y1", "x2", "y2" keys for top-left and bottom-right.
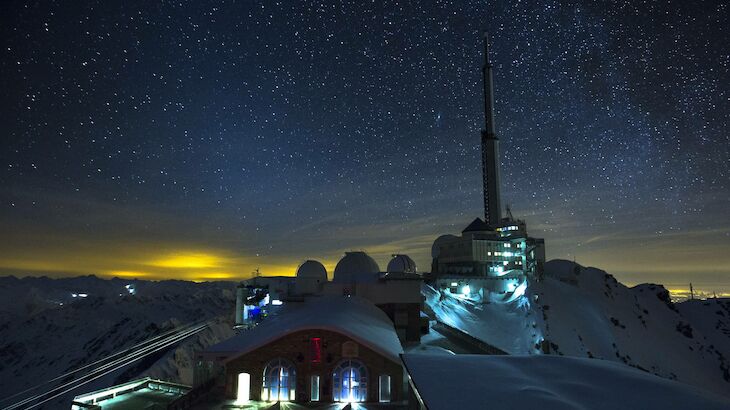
[{"x1": 505, "y1": 204, "x2": 515, "y2": 221}]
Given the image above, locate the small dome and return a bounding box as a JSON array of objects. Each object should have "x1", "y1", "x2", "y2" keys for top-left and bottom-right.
[
  {"x1": 387, "y1": 254, "x2": 417, "y2": 274},
  {"x1": 296, "y1": 260, "x2": 327, "y2": 281},
  {"x1": 333, "y1": 252, "x2": 380, "y2": 283}
]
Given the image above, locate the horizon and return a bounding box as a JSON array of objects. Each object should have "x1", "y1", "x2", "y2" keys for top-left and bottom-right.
[{"x1": 2, "y1": 253, "x2": 728, "y2": 300}]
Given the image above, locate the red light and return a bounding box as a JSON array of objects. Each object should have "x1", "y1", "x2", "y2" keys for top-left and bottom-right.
[{"x1": 310, "y1": 338, "x2": 322, "y2": 363}]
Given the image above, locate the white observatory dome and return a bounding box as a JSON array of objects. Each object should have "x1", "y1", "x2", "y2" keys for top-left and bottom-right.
[
  {"x1": 333, "y1": 251, "x2": 380, "y2": 283},
  {"x1": 296, "y1": 260, "x2": 328, "y2": 281},
  {"x1": 432, "y1": 234, "x2": 458, "y2": 258},
  {"x1": 387, "y1": 254, "x2": 417, "y2": 274}
]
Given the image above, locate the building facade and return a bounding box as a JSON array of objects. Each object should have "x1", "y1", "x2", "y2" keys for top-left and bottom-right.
[
  {"x1": 223, "y1": 329, "x2": 403, "y2": 403},
  {"x1": 199, "y1": 296, "x2": 406, "y2": 406}
]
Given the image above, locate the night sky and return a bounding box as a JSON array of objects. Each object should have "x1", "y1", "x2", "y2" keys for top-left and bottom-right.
[{"x1": 1, "y1": 1, "x2": 728, "y2": 295}]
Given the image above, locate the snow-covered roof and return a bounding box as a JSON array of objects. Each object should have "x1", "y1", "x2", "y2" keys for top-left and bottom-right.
[
  {"x1": 402, "y1": 354, "x2": 730, "y2": 410},
  {"x1": 206, "y1": 296, "x2": 403, "y2": 363}
]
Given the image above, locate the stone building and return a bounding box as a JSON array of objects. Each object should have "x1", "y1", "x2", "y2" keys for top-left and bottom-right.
[{"x1": 199, "y1": 296, "x2": 405, "y2": 405}]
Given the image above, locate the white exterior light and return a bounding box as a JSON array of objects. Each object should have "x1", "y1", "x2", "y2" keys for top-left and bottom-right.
[{"x1": 237, "y1": 373, "x2": 250, "y2": 403}]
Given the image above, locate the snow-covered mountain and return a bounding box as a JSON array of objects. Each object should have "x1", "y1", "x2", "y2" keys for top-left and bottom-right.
[
  {"x1": 0, "y1": 275, "x2": 236, "y2": 408},
  {"x1": 4, "y1": 261, "x2": 729, "y2": 408},
  {"x1": 425, "y1": 259, "x2": 730, "y2": 398}
]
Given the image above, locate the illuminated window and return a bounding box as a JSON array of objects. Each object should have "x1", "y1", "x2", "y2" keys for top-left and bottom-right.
[
  {"x1": 262, "y1": 358, "x2": 296, "y2": 402},
  {"x1": 379, "y1": 375, "x2": 391, "y2": 402},
  {"x1": 310, "y1": 338, "x2": 322, "y2": 363},
  {"x1": 333, "y1": 359, "x2": 367, "y2": 403},
  {"x1": 311, "y1": 375, "x2": 320, "y2": 402}
]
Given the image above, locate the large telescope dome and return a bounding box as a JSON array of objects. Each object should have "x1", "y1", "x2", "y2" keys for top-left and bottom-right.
[
  {"x1": 387, "y1": 254, "x2": 417, "y2": 274},
  {"x1": 333, "y1": 251, "x2": 380, "y2": 283},
  {"x1": 296, "y1": 260, "x2": 328, "y2": 282}
]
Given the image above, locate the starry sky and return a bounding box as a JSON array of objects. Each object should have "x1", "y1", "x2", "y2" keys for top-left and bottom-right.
[{"x1": 1, "y1": 1, "x2": 728, "y2": 295}]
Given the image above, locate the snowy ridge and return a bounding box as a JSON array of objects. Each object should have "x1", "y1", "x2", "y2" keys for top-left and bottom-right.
[
  {"x1": 0, "y1": 275, "x2": 236, "y2": 408},
  {"x1": 425, "y1": 259, "x2": 730, "y2": 398}
]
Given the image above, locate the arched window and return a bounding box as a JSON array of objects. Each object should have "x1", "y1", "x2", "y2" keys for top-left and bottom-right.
[
  {"x1": 333, "y1": 359, "x2": 368, "y2": 403},
  {"x1": 262, "y1": 358, "x2": 296, "y2": 402}
]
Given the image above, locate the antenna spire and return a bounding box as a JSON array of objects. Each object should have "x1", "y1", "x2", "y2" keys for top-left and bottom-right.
[
  {"x1": 482, "y1": 31, "x2": 496, "y2": 136},
  {"x1": 480, "y1": 32, "x2": 502, "y2": 227}
]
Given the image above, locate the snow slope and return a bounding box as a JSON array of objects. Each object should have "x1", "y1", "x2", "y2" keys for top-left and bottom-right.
[
  {"x1": 403, "y1": 354, "x2": 730, "y2": 410},
  {"x1": 425, "y1": 260, "x2": 730, "y2": 398},
  {"x1": 0, "y1": 275, "x2": 236, "y2": 408}
]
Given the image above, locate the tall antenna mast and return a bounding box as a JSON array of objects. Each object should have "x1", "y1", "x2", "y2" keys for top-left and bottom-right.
[
  {"x1": 483, "y1": 32, "x2": 496, "y2": 136},
  {"x1": 480, "y1": 31, "x2": 503, "y2": 227}
]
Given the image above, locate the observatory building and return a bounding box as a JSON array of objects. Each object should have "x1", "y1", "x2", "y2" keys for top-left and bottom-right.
[
  {"x1": 234, "y1": 252, "x2": 424, "y2": 343},
  {"x1": 194, "y1": 251, "x2": 423, "y2": 406},
  {"x1": 430, "y1": 34, "x2": 545, "y2": 301}
]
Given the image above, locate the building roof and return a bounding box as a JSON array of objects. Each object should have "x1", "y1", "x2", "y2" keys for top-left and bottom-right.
[
  {"x1": 205, "y1": 296, "x2": 403, "y2": 363},
  {"x1": 461, "y1": 217, "x2": 491, "y2": 233},
  {"x1": 402, "y1": 354, "x2": 730, "y2": 410},
  {"x1": 73, "y1": 378, "x2": 190, "y2": 410}
]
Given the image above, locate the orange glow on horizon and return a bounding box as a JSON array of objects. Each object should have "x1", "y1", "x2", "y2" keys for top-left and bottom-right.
[
  {"x1": 149, "y1": 252, "x2": 223, "y2": 269},
  {"x1": 107, "y1": 270, "x2": 152, "y2": 278}
]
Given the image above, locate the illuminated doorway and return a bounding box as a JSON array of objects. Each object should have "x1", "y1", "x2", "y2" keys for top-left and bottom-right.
[{"x1": 236, "y1": 373, "x2": 250, "y2": 403}]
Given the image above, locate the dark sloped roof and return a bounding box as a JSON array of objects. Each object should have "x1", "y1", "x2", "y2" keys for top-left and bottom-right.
[{"x1": 462, "y1": 217, "x2": 490, "y2": 233}]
